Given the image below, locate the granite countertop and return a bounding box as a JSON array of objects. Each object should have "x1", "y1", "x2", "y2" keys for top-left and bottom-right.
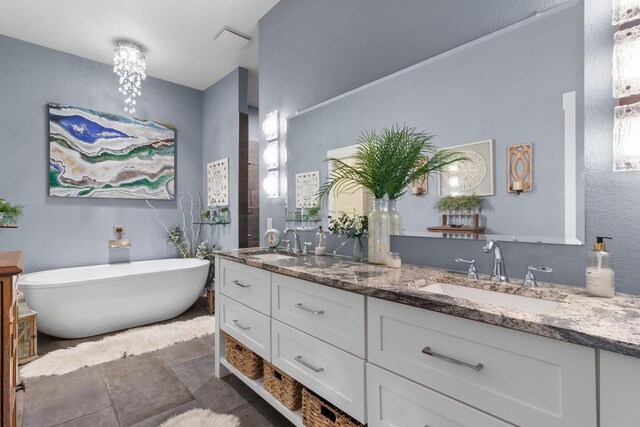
[{"x1": 215, "y1": 248, "x2": 640, "y2": 358}]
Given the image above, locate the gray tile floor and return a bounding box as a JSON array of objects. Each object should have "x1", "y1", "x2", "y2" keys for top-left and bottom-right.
[{"x1": 18, "y1": 300, "x2": 294, "y2": 427}]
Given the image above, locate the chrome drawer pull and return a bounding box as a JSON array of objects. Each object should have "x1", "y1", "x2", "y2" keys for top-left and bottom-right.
[
  {"x1": 421, "y1": 346, "x2": 484, "y2": 372},
  {"x1": 232, "y1": 280, "x2": 250, "y2": 288},
  {"x1": 231, "y1": 319, "x2": 250, "y2": 331},
  {"x1": 294, "y1": 355, "x2": 324, "y2": 372},
  {"x1": 295, "y1": 303, "x2": 324, "y2": 316}
]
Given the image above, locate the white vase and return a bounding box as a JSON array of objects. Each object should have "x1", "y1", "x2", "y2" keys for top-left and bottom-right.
[
  {"x1": 368, "y1": 199, "x2": 390, "y2": 264},
  {"x1": 387, "y1": 199, "x2": 402, "y2": 235}
]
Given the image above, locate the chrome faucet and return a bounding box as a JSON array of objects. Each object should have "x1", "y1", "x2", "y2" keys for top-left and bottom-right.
[
  {"x1": 283, "y1": 228, "x2": 302, "y2": 254},
  {"x1": 482, "y1": 239, "x2": 508, "y2": 282}
]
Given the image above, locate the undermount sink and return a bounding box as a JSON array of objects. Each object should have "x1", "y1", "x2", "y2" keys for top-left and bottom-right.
[
  {"x1": 251, "y1": 253, "x2": 297, "y2": 261},
  {"x1": 420, "y1": 282, "x2": 560, "y2": 315}
]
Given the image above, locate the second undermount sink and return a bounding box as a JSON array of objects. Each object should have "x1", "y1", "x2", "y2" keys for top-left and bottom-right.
[{"x1": 420, "y1": 283, "x2": 560, "y2": 315}]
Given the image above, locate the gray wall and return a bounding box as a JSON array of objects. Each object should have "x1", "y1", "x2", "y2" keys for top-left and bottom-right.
[
  {"x1": 286, "y1": 3, "x2": 583, "y2": 240},
  {"x1": 202, "y1": 67, "x2": 249, "y2": 250},
  {"x1": 260, "y1": 0, "x2": 634, "y2": 292},
  {"x1": 0, "y1": 35, "x2": 204, "y2": 273},
  {"x1": 249, "y1": 106, "x2": 260, "y2": 142}
]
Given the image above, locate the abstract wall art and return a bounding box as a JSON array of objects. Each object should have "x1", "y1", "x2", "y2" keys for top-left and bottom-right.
[{"x1": 49, "y1": 103, "x2": 176, "y2": 200}]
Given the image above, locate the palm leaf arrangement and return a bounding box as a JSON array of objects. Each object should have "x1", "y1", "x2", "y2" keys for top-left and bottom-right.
[{"x1": 318, "y1": 125, "x2": 466, "y2": 203}]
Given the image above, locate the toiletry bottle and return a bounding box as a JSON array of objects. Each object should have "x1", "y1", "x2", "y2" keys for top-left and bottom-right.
[
  {"x1": 315, "y1": 226, "x2": 326, "y2": 256},
  {"x1": 586, "y1": 236, "x2": 615, "y2": 298}
]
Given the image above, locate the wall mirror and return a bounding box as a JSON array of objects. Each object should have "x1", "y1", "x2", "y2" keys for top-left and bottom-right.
[{"x1": 285, "y1": 0, "x2": 585, "y2": 245}]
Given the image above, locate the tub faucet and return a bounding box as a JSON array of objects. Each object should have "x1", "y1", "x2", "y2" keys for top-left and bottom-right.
[
  {"x1": 283, "y1": 228, "x2": 301, "y2": 254},
  {"x1": 482, "y1": 239, "x2": 508, "y2": 282}
]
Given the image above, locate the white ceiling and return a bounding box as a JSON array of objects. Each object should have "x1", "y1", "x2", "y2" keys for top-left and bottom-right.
[{"x1": 0, "y1": 0, "x2": 279, "y2": 106}]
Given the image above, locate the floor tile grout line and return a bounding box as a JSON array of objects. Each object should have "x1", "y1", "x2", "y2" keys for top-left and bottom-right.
[{"x1": 99, "y1": 368, "x2": 124, "y2": 427}]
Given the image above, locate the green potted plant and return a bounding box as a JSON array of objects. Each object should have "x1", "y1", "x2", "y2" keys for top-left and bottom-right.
[
  {"x1": 201, "y1": 209, "x2": 211, "y2": 222},
  {"x1": 319, "y1": 125, "x2": 465, "y2": 264},
  {"x1": 215, "y1": 207, "x2": 229, "y2": 224},
  {"x1": 0, "y1": 200, "x2": 25, "y2": 225},
  {"x1": 307, "y1": 205, "x2": 320, "y2": 221}
]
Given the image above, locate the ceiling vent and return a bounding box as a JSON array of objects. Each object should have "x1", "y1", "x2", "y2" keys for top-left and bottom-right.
[{"x1": 213, "y1": 27, "x2": 252, "y2": 49}]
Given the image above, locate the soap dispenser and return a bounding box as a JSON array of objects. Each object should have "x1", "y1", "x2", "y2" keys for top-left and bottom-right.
[{"x1": 586, "y1": 236, "x2": 615, "y2": 298}]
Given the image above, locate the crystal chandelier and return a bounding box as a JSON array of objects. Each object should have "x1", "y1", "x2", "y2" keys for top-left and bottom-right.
[{"x1": 113, "y1": 41, "x2": 146, "y2": 114}]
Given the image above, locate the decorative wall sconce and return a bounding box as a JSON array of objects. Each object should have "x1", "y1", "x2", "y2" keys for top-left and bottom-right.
[
  {"x1": 262, "y1": 111, "x2": 279, "y2": 142},
  {"x1": 613, "y1": 0, "x2": 640, "y2": 25},
  {"x1": 411, "y1": 156, "x2": 429, "y2": 196},
  {"x1": 507, "y1": 144, "x2": 533, "y2": 195},
  {"x1": 263, "y1": 170, "x2": 280, "y2": 199},
  {"x1": 613, "y1": 26, "x2": 640, "y2": 98},
  {"x1": 614, "y1": 102, "x2": 640, "y2": 171}
]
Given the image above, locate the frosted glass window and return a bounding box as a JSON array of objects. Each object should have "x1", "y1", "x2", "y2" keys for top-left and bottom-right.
[
  {"x1": 613, "y1": 0, "x2": 640, "y2": 25},
  {"x1": 613, "y1": 26, "x2": 640, "y2": 98},
  {"x1": 614, "y1": 102, "x2": 640, "y2": 171}
]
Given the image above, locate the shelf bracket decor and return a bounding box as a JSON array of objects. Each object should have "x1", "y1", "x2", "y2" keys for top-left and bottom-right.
[{"x1": 507, "y1": 144, "x2": 533, "y2": 195}]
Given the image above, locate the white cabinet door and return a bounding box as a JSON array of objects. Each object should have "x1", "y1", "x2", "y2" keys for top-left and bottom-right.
[
  {"x1": 271, "y1": 273, "x2": 365, "y2": 357},
  {"x1": 368, "y1": 297, "x2": 596, "y2": 427},
  {"x1": 219, "y1": 295, "x2": 271, "y2": 361},
  {"x1": 219, "y1": 259, "x2": 271, "y2": 315},
  {"x1": 271, "y1": 319, "x2": 366, "y2": 423},
  {"x1": 367, "y1": 363, "x2": 514, "y2": 427},
  {"x1": 600, "y1": 350, "x2": 640, "y2": 426}
]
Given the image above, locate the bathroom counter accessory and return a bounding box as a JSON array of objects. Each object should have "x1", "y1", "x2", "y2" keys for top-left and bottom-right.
[{"x1": 215, "y1": 248, "x2": 640, "y2": 359}]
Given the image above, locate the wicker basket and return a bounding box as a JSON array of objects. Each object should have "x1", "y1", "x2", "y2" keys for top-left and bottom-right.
[
  {"x1": 302, "y1": 388, "x2": 366, "y2": 427},
  {"x1": 264, "y1": 361, "x2": 303, "y2": 411},
  {"x1": 225, "y1": 335, "x2": 263, "y2": 379}
]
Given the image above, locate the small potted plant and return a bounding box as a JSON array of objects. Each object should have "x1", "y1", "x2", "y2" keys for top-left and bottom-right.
[
  {"x1": 215, "y1": 207, "x2": 229, "y2": 224},
  {"x1": 307, "y1": 205, "x2": 320, "y2": 221},
  {"x1": 0, "y1": 200, "x2": 25, "y2": 226},
  {"x1": 201, "y1": 209, "x2": 211, "y2": 222}
]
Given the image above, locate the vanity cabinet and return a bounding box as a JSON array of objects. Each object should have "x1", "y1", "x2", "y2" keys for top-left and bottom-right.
[
  {"x1": 368, "y1": 298, "x2": 597, "y2": 427},
  {"x1": 1, "y1": 252, "x2": 24, "y2": 427},
  {"x1": 215, "y1": 258, "x2": 600, "y2": 427},
  {"x1": 600, "y1": 350, "x2": 640, "y2": 426}
]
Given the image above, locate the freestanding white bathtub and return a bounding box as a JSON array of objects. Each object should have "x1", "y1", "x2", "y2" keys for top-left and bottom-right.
[{"x1": 19, "y1": 258, "x2": 210, "y2": 339}]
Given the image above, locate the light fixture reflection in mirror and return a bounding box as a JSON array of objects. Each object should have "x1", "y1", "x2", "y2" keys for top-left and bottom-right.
[
  {"x1": 613, "y1": 26, "x2": 640, "y2": 98},
  {"x1": 263, "y1": 141, "x2": 279, "y2": 169},
  {"x1": 613, "y1": 0, "x2": 640, "y2": 25},
  {"x1": 614, "y1": 102, "x2": 640, "y2": 171},
  {"x1": 263, "y1": 170, "x2": 280, "y2": 198}
]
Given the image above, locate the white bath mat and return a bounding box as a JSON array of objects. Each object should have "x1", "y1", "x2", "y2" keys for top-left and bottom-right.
[
  {"x1": 159, "y1": 408, "x2": 240, "y2": 427},
  {"x1": 20, "y1": 316, "x2": 215, "y2": 378}
]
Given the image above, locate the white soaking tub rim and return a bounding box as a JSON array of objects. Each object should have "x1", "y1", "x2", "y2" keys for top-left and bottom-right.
[{"x1": 19, "y1": 258, "x2": 210, "y2": 289}]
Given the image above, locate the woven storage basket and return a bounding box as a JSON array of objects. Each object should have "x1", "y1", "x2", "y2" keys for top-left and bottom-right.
[
  {"x1": 302, "y1": 388, "x2": 365, "y2": 427},
  {"x1": 264, "y1": 361, "x2": 303, "y2": 411},
  {"x1": 225, "y1": 335, "x2": 263, "y2": 379}
]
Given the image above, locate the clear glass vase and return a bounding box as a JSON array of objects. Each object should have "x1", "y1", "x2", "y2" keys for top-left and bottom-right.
[
  {"x1": 368, "y1": 199, "x2": 390, "y2": 264},
  {"x1": 352, "y1": 236, "x2": 364, "y2": 262},
  {"x1": 387, "y1": 199, "x2": 402, "y2": 235}
]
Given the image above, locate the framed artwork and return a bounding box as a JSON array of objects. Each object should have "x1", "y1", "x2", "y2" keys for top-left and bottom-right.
[
  {"x1": 207, "y1": 158, "x2": 229, "y2": 207},
  {"x1": 49, "y1": 103, "x2": 176, "y2": 199},
  {"x1": 438, "y1": 139, "x2": 494, "y2": 196},
  {"x1": 296, "y1": 170, "x2": 320, "y2": 208}
]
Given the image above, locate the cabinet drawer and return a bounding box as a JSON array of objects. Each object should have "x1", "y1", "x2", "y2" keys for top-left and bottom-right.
[
  {"x1": 220, "y1": 295, "x2": 270, "y2": 361},
  {"x1": 271, "y1": 320, "x2": 366, "y2": 423},
  {"x1": 219, "y1": 259, "x2": 271, "y2": 315},
  {"x1": 271, "y1": 273, "x2": 365, "y2": 357},
  {"x1": 368, "y1": 298, "x2": 596, "y2": 427},
  {"x1": 367, "y1": 363, "x2": 513, "y2": 427}
]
